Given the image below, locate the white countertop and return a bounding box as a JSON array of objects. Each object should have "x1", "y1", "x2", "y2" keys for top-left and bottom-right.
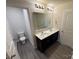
[{"x1": 35, "y1": 28, "x2": 59, "y2": 40}]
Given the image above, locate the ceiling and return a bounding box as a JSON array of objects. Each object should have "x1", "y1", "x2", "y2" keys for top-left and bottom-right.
[
  {"x1": 34, "y1": 0, "x2": 72, "y2": 5},
  {"x1": 7, "y1": 0, "x2": 72, "y2": 6},
  {"x1": 48, "y1": 0, "x2": 72, "y2": 5}
]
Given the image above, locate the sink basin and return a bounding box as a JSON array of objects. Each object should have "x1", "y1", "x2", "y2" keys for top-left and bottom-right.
[{"x1": 35, "y1": 28, "x2": 59, "y2": 40}]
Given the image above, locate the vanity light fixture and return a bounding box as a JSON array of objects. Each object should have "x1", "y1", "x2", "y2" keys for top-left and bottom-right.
[
  {"x1": 34, "y1": 3, "x2": 54, "y2": 12},
  {"x1": 47, "y1": 4, "x2": 54, "y2": 12},
  {"x1": 35, "y1": 3, "x2": 44, "y2": 9},
  {"x1": 47, "y1": 7, "x2": 53, "y2": 11},
  {"x1": 35, "y1": 4, "x2": 38, "y2": 8},
  {"x1": 39, "y1": 5, "x2": 41, "y2": 9}
]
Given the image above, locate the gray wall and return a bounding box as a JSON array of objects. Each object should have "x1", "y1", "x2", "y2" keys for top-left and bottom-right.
[
  {"x1": 53, "y1": 2, "x2": 73, "y2": 48},
  {"x1": 23, "y1": 9, "x2": 34, "y2": 47},
  {"x1": 7, "y1": 7, "x2": 27, "y2": 41},
  {"x1": 6, "y1": 21, "x2": 20, "y2": 59},
  {"x1": 6, "y1": 6, "x2": 34, "y2": 47}
]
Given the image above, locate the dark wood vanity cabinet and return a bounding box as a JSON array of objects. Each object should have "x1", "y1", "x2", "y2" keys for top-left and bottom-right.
[{"x1": 36, "y1": 31, "x2": 59, "y2": 52}]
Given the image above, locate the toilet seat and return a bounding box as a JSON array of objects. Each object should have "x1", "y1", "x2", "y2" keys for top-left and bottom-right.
[{"x1": 20, "y1": 36, "x2": 26, "y2": 41}]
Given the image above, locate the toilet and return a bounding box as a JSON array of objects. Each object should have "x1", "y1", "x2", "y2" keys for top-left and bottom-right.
[{"x1": 18, "y1": 32, "x2": 26, "y2": 44}]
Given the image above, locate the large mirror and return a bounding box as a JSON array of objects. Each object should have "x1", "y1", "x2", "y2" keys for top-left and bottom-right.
[{"x1": 32, "y1": 12, "x2": 53, "y2": 31}]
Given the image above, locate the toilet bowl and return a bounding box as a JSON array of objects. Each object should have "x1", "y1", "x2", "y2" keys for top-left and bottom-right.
[
  {"x1": 19, "y1": 36, "x2": 26, "y2": 44},
  {"x1": 18, "y1": 32, "x2": 26, "y2": 44}
]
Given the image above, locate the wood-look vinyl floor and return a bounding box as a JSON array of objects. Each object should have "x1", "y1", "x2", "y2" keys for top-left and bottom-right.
[{"x1": 17, "y1": 40, "x2": 72, "y2": 59}]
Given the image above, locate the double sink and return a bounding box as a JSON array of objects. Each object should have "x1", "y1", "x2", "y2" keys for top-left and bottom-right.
[{"x1": 35, "y1": 28, "x2": 59, "y2": 40}]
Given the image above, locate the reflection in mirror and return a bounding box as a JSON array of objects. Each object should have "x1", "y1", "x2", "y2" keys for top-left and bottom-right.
[{"x1": 32, "y1": 12, "x2": 53, "y2": 32}]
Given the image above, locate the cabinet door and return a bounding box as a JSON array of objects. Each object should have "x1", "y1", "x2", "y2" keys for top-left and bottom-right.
[{"x1": 42, "y1": 32, "x2": 59, "y2": 51}]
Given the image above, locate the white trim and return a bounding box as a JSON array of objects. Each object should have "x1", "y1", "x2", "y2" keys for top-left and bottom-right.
[{"x1": 60, "y1": 9, "x2": 73, "y2": 48}]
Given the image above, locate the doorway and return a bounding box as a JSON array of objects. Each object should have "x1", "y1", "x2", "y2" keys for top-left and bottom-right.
[{"x1": 60, "y1": 9, "x2": 73, "y2": 48}]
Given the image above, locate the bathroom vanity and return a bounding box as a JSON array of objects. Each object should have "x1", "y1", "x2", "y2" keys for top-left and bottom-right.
[
  {"x1": 32, "y1": 10, "x2": 59, "y2": 52},
  {"x1": 35, "y1": 28, "x2": 59, "y2": 52}
]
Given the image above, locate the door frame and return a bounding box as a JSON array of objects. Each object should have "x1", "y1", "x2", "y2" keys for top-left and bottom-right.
[
  {"x1": 61, "y1": 9, "x2": 72, "y2": 31},
  {"x1": 7, "y1": 5, "x2": 36, "y2": 48},
  {"x1": 60, "y1": 9, "x2": 73, "y2": 47}
]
